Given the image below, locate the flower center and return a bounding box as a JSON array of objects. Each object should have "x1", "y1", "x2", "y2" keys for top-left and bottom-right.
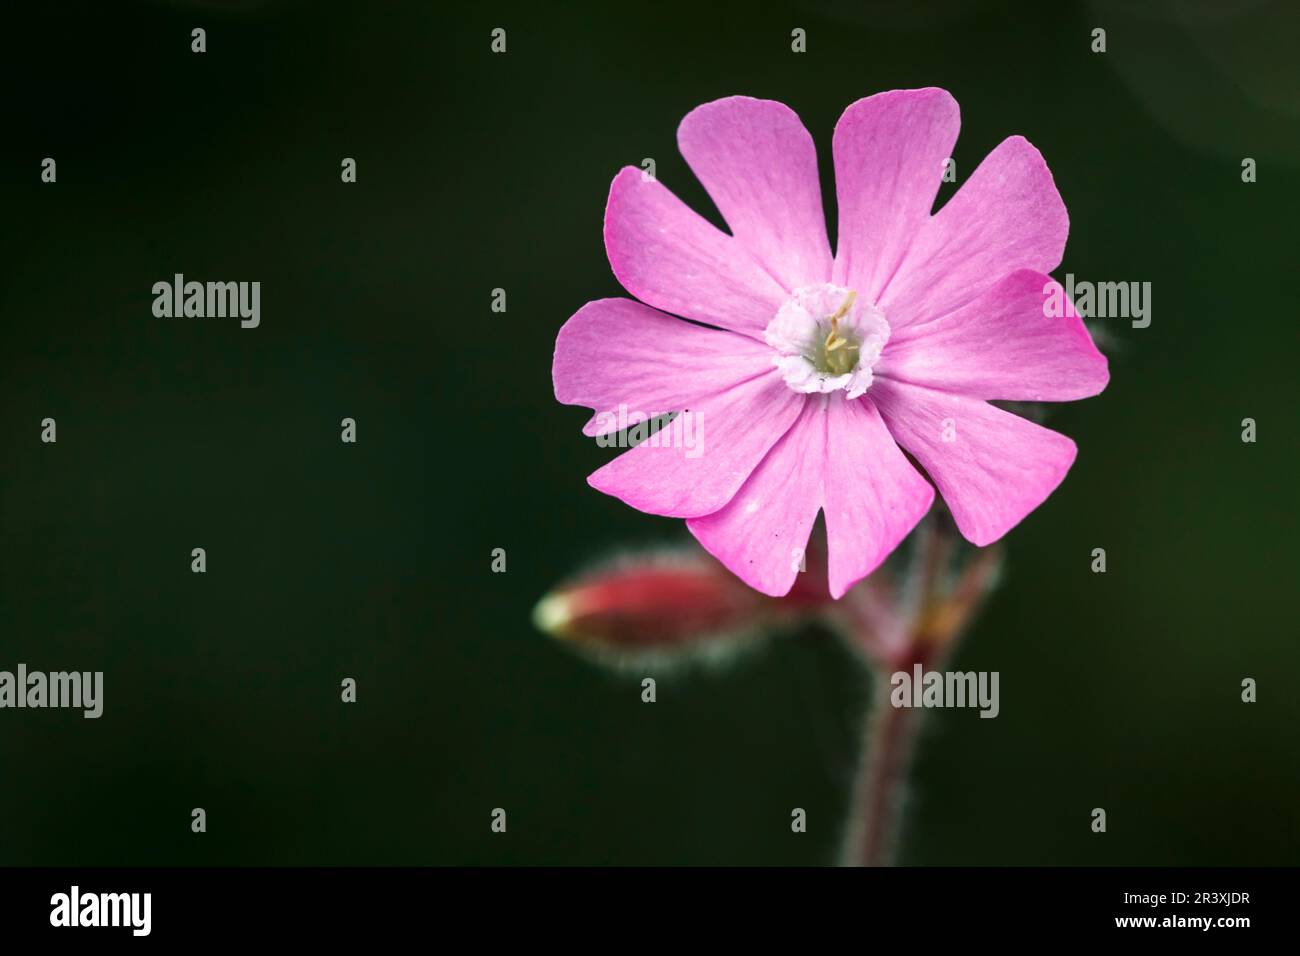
[
  {"x1": 811, "y1": 291, "x2": 862, "y2": 376},
  {"x1": 763, "y1": 284, "x2": 890, "y2": 399}
]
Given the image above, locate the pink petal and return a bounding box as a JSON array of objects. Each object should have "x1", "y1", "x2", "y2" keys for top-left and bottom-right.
[
  {"x1": 604, "y1": 167, "x2": 786, "y2": 339},
  {"x1": 880, "y1": 136, "x2": 1068, "y2": 330},
  {"x1": 553, "y1": 297, "x2": 777, "y2": 436},
  {"x1": 824, "y1": 397, "x2": 935, "y2": 598},
  {"x1": 588, "y1": 372, "x2": 804, "y2": 519},
  {"x1": 832, "y1": 88, "x2": 960, "y2": 302},
  {"x1": 686, "y1": 399, "x2": 825, "y2": 597},
  {"x1": 871, "y1": 379, "x2": 1077, "y2": 546},
  {"x1": 878, "y1": 270, "x2": 1109, "y2": 401},
  {"x1": 678, "y1": 96, "x2": 832, "y2": 291}
]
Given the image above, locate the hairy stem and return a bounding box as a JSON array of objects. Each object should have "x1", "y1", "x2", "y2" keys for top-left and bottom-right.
[
  {"x1": 840, "y1": 511, "x2": 977, "y2": 867},
  {"x1": 842, "y1": 646, "x2": 934, "y2": 866}
]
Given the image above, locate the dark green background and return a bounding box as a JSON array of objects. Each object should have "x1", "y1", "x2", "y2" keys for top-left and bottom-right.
[{"x1": 1, "y1": 0, "x2": 1296, "y2": 865}]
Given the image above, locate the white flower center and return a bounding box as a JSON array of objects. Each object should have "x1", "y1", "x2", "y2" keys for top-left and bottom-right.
[{"x1": 763, "y1": 284, "x2": 890, "y2": 399}]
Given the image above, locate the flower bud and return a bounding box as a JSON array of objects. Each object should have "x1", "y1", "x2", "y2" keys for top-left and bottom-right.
[{"x1": 533, "y1": 552, "x2": 772, "y2": 651}]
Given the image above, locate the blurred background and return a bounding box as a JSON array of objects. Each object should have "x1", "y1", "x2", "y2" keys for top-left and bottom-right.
[{"x1": 0, "y1": 0, "x2": 1296, "y2": 865}]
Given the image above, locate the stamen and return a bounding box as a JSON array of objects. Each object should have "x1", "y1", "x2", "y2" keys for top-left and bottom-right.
[
  {"x1": 763, "y1": 283, "x2": 889, "y2": 399},
  {"x1": 829, "y1": 290, "x2": 857, "y2": 324},
  {"x1": 824, "y1": 290, "x2": 857, "y2": 351}
]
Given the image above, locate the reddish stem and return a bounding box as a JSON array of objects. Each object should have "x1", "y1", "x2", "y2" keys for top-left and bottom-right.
[
  {"x1": 844, "y1": 643, "x2": 937, "y2": 866},
  {"x1": 842, "y1": 512, "x2": 989, "y2": 867}
]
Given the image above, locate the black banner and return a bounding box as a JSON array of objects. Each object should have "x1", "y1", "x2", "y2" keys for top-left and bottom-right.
[{"x1": 0, "y1": 867, "x2": 1281, "y2": 942}]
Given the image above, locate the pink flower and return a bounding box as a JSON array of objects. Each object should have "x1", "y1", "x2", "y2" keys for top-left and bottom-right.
[{"x1": 552, "y1": 89, "x2": 1108, "y2": 599}]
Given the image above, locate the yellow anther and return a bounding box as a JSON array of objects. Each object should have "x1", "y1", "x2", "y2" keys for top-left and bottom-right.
[
  {"x1": 829, "y1": 290, "x2": 857, "y2": 325},
  {"x1": 825, "y1": 290, "x2": 857, "y2": 351}
]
